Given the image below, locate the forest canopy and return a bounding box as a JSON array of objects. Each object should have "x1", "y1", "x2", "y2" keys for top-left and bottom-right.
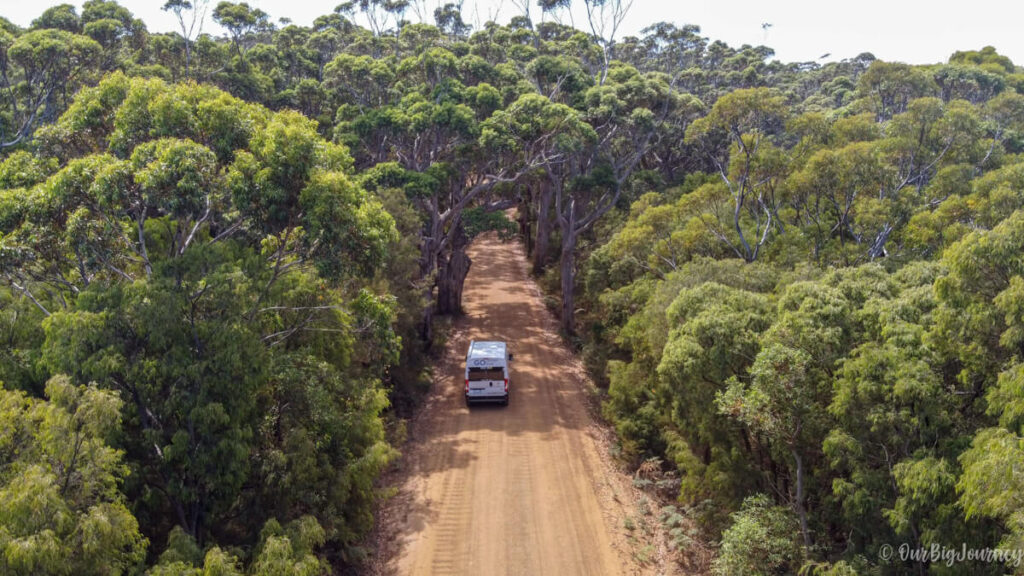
[{"x1": 1, "y1": 1, "x2": 1024, "y2": 575}]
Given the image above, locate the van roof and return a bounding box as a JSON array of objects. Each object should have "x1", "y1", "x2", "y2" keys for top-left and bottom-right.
[{"x1": 468, "y1": 340, "x2": 506, "y2": 359}]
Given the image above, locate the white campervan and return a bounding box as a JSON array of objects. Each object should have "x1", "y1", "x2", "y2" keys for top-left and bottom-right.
[{"x1": 465, "y1": 340, "x2": 512, "y2": 406}]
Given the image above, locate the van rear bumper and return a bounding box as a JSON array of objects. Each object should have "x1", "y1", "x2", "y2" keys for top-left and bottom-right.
[{"x1": 465, "y1": 393, "x2": 509, "y2": 405}]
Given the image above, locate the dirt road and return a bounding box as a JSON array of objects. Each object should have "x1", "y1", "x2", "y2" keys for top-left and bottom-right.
[{"x1": 373, "y1": 232, "x2": 674, "y2": 576}]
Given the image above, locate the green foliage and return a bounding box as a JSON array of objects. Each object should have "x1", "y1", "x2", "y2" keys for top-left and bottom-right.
[
  {"x1": 252, "y1": 352, "x2": 396, "y2": 548},
  {"x1": 148, "y1": 517, "x2": 328, "y2": 575},
  {"x1": 932, "y1": 209, "x2": 1024, "y2": 391},
  {"x1": 4, "y1": 3, "x2": 1024, "y2": 575},
  {"x1": 0, "y1": 26, "x2": 102, "y2": 150},
  {"x1": 856, "y1": 60, "x2": 937, "y2": 120},
  {"x1": 959, "y1": 426, "x2": 1024, "y2": 548},
  {"x1": 1, "y1": 68, "x2": 400, "y2": 570},
  {"x1": 949, "y1": 46, "x2": 1016, "y2": 76},
  {"x1": 712, "y1": 494, "x2": 803, "y2": 576},
  {"x1": 461, "y1": 206, "x2": 517, "y2": 240},
  {"x1": 586, "y1": 92, "x2": 1024, "y2": 572},
  {"x1": 0, "y1": 376, "x2": 148, "y2": 574}
]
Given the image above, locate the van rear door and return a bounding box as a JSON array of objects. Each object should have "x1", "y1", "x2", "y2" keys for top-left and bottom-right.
[{"x1": 467, "y1": 366, "x2": 505, "y2": 398}]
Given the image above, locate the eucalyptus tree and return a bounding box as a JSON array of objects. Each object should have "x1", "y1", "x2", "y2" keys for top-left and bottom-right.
[
  {"x1": 712, "y1": 494, "x2": 804, "y2": 576},
  {"x1": 356, "y1": 91, "x2": 589, "y2": 340},
  {"x1": 933, "y1": 64, "x2": 1006, "y2": 104},
  {"x1": 550, "y1": 64, "x2": 699, "y2": 333},
  {"x1": 0, "y1": 73, "x2": 398, "y2": 549},
  {"x1": 684, "y1": 87, "x2": 788, "y2": 263},
  {"x1": 306, "y1": 25, "x2": 346, "y2": 82},
  {"x1": 334, "y1": 38, "x2": 590, "y2": 341},
  {"x1": 212, "y1": 1, "x2": 271, "y2": 59},
  {"x1": 657, "y1": 280, "x2": 774, "y2": 502},
  {"x1": 520, "y1": 42, "x2": 595, "y2": 273},
  {"x1": 949, "y1": 46, "x2": 1016, "y2": 75},
  {"x1": 616, "y1": 22, "x2": 707, "y2": 76},
  {"x1": 0, "y1": 376, "x2": 148, "y2": 574},
  {"x1": 339, "y1": 0, "x2": 410, "y2": 38},
  {"x1": 579, "y1": 0, "x2": 633, "y2": 85},
  {"x1": 930, "y1": 211, "x2": 1024, "y2": 564},
  {"x1": 30, "y1": 4, "x2": 83, "y2": 33},
  {"x1": 334, "y1": 45, "x2": 491, "y2": 320},
  {"x1": 0, "y1": 27, "x2": 101, "y2": 149},
  {"x1": 80, "y1": 0, "x2": 147, "y2": 72},
  {"x1": 162, "y1": 0, "x2": 210, "y2": 78},
  {"x1": 979, "y1": 90, "x2": 1024, "y2": 166},
  {"x1": 718, "y1": 281, "x2": 853, "y2": 550},
  {"x1": 785, "y1": 139, "x2": 893, "y2": 264},
  {"x1": 434, "y1": 3, "x2": 471, "y2": 40},
  {"x1": 855, "y1": 97, "x2": 985, "y2": 259},
  {"x1": 855, "y1": 60, "x2": 937, "y2": 121}
]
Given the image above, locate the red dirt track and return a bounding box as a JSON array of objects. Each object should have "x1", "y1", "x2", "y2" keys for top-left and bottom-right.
[{"x1": 372, "y1": 232, "x2": 678, "y2": 576}]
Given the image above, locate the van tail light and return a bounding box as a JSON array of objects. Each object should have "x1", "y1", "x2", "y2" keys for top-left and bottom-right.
[
  {"x1": 465, "y1": 379, "x2": 469, "y2": 393},
  {"x1": 504, "y1": 378, "x2": 508, "y2": 393}
]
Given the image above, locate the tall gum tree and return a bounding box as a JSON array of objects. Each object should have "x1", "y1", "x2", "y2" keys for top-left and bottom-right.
[
  {"x1": 0, "y1": 72, "x2": 397, "y2": 544},
  {"x1": 0, "y1": 27, "x2": 101, "y2": 150},
  {"x1": 552, "y1": 63, "x2": 698, "y2": 333},
  {"x1": 334, "y1": 42, "x2": 588, "y2": 339},
  {"x1": 685, "y1": 87, "x2": 790, "y2": 263}
]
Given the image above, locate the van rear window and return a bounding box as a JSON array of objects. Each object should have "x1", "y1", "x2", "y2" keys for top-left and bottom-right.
[{"x1": 468, "y1": 367, "x2": 504, "y2": 381}]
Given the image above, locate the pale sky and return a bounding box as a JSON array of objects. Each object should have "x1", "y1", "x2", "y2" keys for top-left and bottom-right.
[{"x1": 1, "y1": 0, "x2": 1022, "y2": 66}]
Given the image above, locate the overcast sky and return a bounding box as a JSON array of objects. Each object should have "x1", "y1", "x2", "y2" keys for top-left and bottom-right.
[{"x1": 2, "y1": 0, "x2": 1021, "y2": 66}]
